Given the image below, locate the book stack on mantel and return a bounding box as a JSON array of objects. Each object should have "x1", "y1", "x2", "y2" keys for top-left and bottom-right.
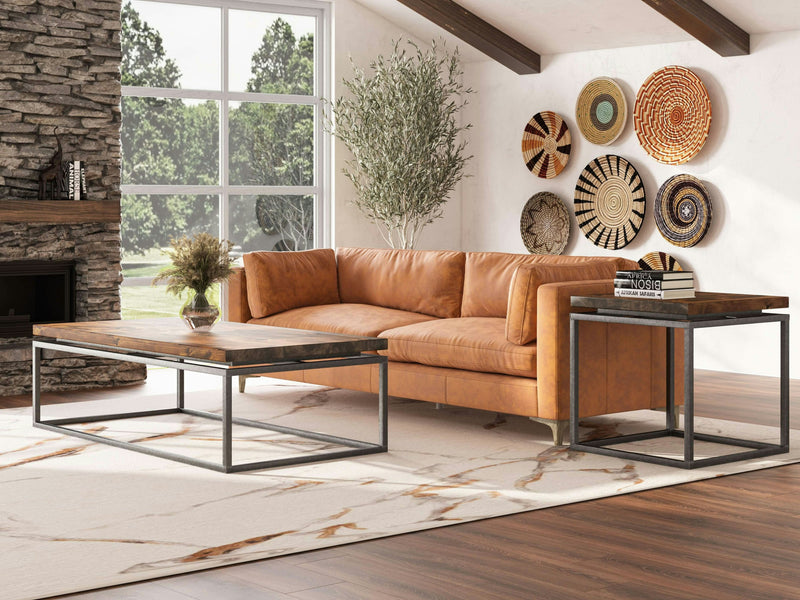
[{"x1": 614, "y1": 270, "x2": 695, "y2": 299}]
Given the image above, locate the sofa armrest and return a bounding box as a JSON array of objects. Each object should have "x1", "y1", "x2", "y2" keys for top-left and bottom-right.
[
  {"x1": 536, "y1": 279, "x2": 612, "y2": 420},
  {"x1": 227, "y1": 266, "x2": 252, "y2": 323}
]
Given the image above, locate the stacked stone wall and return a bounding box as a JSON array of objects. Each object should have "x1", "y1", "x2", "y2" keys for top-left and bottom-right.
[{"x1": 0, "y1": 0, "x2": 146, "y2": 395}]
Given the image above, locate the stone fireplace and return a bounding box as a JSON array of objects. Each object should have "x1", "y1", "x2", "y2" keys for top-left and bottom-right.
[
  {"x1": 0, "y1": 0, "x2": 147, "y2": 395},
  {"x1": 0, "y1": 259, "x2": 75, "y2": 338}
]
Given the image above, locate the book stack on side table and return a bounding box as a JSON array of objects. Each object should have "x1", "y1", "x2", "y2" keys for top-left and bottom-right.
[{"x1": 614, "y1": 269, "x2": 695, "y2": 299}]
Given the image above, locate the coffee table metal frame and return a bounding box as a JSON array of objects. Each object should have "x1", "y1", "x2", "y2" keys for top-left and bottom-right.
[
  {"x1": 32, "y1": 339, "x2": 388, "y2": 473},
  {"x1": 570, "y1": 309, "x2": 789, "y2": 469}
]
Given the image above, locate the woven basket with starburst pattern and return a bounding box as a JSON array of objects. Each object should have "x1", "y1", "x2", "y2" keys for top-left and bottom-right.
[{"x1": 520, "y1": 192, "x2": 570, "y2": 254}]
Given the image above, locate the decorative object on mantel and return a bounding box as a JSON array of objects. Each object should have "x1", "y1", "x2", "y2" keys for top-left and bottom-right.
[
  {"x1": 521, "y1": 111, "x2": 571, "y2": 178},
  {"x1": 634, "y1": 65, "x2": 711, "y2": 165},
  {"x1": 520, "y1": 191, "x2": 570, "y2": 254},
  {"x1": 574, "y1": 154, "x2": 645, "y2": 249},
  {"x1": 37, "y1": 130, "x2": 88, "y2": 201},
  {"x1": 38, "y1": 131, "x2": 65, "y2": 201},
  {"x1": 638, "y1": 250, "x2": 684, "y2": 271},
  {"x1": 152, "y1": 232, "x2": 235, "y2": 331},
  {"x1": 575, "y1": 77, "x2": 626, "y2": 145},
  {"x1": 654, "y1": 174, "x2": 712, "y2": 247}
]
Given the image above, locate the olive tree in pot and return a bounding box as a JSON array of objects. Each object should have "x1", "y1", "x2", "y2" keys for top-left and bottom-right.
[{"x1": 328, "y1": 40, "x2": 472, "y2": 249}]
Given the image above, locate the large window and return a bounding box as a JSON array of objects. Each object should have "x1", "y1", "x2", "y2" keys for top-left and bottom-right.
[{"x1": 119, "y1": 0, "x2": 329, "y2": 318}]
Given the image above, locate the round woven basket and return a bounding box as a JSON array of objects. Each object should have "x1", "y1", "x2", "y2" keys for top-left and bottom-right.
[
  {"x1": 634, "y1": 66, "x2": 711, "y2": 165},
  {"x1": 575, "y1": 77, "x2": 627, "y2": 145},
  {"x1": 638, "y1": 251, "x2": 684, "y2": 271},
  {"x1": 654, "y1": 174, "x2": 712, "y2": 247},
  {"x1": 521, "y1": 111, "x2": 571, "y2": 179},
  {"x1": 574, "y1": 155, "x2": 645, "y2": 249},
  {"x1": 520, "y1": 192, "x2": 571, "y2": 255}
]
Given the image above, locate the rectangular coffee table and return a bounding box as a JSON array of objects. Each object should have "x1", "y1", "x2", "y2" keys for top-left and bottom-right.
[
  {"x1": 569, "y1": 292, "x2": 789, "y2": 469},
  {"x1": 32, "y1": 319, "x2": 388, "y2": 473}
]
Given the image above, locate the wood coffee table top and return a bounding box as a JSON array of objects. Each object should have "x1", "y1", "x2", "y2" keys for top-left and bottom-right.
[
  {"x1": 33, "y1": 318, "x2": 388, "y2": 365},
  {"x1": 571, "y1": 291, "x2": 789, "y2": 318}
]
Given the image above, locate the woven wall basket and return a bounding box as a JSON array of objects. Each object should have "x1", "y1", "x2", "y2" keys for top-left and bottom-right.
[
  {"x1": 575, "y1": 77, "x2": 627, "y2": 145},
  {"x1": 520, "y1": 191, "x2": 571, "y2": 255},
  {"x1": 655, "y1": 174, "x2": 712, "y2": 247},
  {"x1": 521, "y1": 111, "x2": 571, "y2": 179},
  {"x1": 638, "y1": 251, "x2": 684, "y2": 271},
  {"x1": 634, "y1": 66, "x2": 711, "y2": 165},
  {"x1": 574, "y1": 155, "x2": 645, "y2": 249}
]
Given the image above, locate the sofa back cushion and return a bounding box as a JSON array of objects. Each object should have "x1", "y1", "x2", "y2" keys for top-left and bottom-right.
[
  {"x1": 462, "y1": 252, "x2": 638, "y2": 318},
  {"x1": 505, "y1": 263, "x2": 620, "y2": 345},
  {"x1": 243, "y1": 249, "x2": 340, "y2": 319},
  {"x1": 336, "y1": 247, "x2": 466, "y2": 318}
]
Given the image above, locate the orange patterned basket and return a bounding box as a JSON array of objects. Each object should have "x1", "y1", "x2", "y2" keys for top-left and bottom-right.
[
  {"x1": 521, "y1": 111, "x2": 571, "y2": 178},
  {"x1": 634, "y1": 66, "x2": 711, "y2": 165}
]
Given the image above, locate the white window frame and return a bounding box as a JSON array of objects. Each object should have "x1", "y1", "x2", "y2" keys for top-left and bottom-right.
[{"x1": 120, "y1": 0, "x2": 332, "y2": 252}]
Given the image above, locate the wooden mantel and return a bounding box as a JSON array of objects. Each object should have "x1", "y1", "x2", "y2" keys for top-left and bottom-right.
[{"x1": 0, "y1": 199, "x2": 120, "y2": 224}]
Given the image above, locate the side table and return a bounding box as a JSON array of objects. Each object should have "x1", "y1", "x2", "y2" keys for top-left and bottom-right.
[{"x1": 569, "y1": 292, "x2": 789, "y2": 469}]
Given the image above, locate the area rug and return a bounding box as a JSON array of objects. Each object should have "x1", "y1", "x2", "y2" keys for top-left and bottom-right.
[{"x1": 2, "y1": 373, "x2": 798, "y2": 600}]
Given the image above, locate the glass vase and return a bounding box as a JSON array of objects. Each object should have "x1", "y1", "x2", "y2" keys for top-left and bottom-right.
[{"x1": 180, "y1": 291, "x2": 220, "y2": 332}]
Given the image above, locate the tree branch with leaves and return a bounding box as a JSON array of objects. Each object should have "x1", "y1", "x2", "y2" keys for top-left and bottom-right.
[{"x1": 328, "y1": 40, "x2": 472, "y2": 249}]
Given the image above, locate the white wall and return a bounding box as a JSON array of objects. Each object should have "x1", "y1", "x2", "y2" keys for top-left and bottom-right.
[
  {"x1": 460, "y1": 31, "x2": 800, "y2": 377},
  {"x1": 330, "y1": 0, "x2": 462, "y2": 250}
]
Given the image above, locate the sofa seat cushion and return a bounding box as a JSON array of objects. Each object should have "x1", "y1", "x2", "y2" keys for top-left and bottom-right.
[
  {"x1": 249, "y1": 303, "x2": 436, "y2": 337},
  {"x1": 380, "y1": 317, "x2": 536, "y2": 378}
]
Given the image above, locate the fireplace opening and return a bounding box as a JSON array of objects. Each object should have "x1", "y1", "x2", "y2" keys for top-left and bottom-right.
[{"x1": 0, "y1": 260, "x2": 76, "y2": 338}]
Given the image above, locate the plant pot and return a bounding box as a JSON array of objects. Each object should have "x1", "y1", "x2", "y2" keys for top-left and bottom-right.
[{"x1": 180, "y1": 292, "x2": 219, "y2": 332}]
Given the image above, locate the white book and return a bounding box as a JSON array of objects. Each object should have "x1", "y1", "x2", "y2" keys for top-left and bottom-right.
[{"x1": 614, "y1": 287, "x2": 696, "y2": 300}]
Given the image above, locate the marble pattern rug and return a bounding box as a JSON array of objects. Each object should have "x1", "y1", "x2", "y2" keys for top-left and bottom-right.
[{"x1": 1, "y1": 375, "x2": 798, "y2": 600}]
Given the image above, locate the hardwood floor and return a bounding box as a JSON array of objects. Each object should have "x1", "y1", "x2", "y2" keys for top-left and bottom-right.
[{"x1": 4, "y1": 370, "x2": 797, "y2": 600}]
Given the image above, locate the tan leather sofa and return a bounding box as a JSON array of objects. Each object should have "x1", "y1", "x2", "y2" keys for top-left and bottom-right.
[{"x1": 228, "y1": 247, "x2": 680, "y2": 444}]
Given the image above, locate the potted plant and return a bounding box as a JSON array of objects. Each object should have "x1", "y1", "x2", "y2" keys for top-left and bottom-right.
[
  {"x1": 153, "y1": 232, "x2": 235, "y2": 331},
  {"x1": 328, "y1": 40, "x2": 472, "y2": 249}
]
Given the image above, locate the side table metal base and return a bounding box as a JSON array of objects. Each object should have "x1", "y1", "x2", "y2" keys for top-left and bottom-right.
[{"x1": 570, "y1": 310, "x2": 789, "y2": 470}]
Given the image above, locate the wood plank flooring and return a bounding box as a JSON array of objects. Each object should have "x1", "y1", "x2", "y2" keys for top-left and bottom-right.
[{"x1": 3, "y1": 369, "x2": 797, "y2": 600}]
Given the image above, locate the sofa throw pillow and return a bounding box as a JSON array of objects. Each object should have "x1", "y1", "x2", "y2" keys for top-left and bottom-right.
[
  {"x1": 505, "y1": 262, "x2": 619, "y2": 345},
  {"x1": 243, "y1": 249, "x2": 340, "y2": 319}
]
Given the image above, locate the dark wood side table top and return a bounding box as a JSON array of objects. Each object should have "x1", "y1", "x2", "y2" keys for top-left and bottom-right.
[
  {"x1": 571, "y1": 291, "x2": 789, "y2": 319},
  {"x1": 33, "y1": 318, "x2": 388, "y2": 365}
]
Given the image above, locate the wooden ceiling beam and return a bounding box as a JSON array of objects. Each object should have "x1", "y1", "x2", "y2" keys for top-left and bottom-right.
[
  {"x1": 395, "y1": 0, "x2": 541, "y2": 74},
  {"x1": 640, "y1": 0, "x2": 749, "y2": 56}
]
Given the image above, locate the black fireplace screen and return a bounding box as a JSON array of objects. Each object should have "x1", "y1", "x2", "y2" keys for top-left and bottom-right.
[{"x1": 0, "y1": 260, "x2": 76, "y2": 338}]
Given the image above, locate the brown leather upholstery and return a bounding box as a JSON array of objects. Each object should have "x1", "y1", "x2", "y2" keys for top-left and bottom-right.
[
  {"x1": 381, "y1": 317, "x2": 537, "y2": 378},
  {"x1": 242, "y1": 249, "x2": 339, "y2": 319},
  {"x1": 336, "y1": 247, "x2": 465, "y2": 318},
  {"x1": 228, "y1": 248, "x2": 681, "y2": 429},
  {"x1": 250, "y1": 303, "x2": 435, "y2": 337},
  {"x1": 535, "y1": 279, "x2": 682, "y2": 421},
  {"x1": 228, "y1": 267, "x2": 252, "y2": 323},
  {"x1": 462, "y1": 252, "x2": 637, "y2": 318},
  {"x1": 506, "y1": 262, "x2": 621, "y2": 345}
]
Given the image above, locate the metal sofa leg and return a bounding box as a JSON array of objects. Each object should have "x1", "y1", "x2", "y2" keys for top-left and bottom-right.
[
  {"x1": 529, "y1": 417, "x2": 569, "y2": 446},
  {"x1": 239, "y1": 375, "x2": 249, "y2": 393}
]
